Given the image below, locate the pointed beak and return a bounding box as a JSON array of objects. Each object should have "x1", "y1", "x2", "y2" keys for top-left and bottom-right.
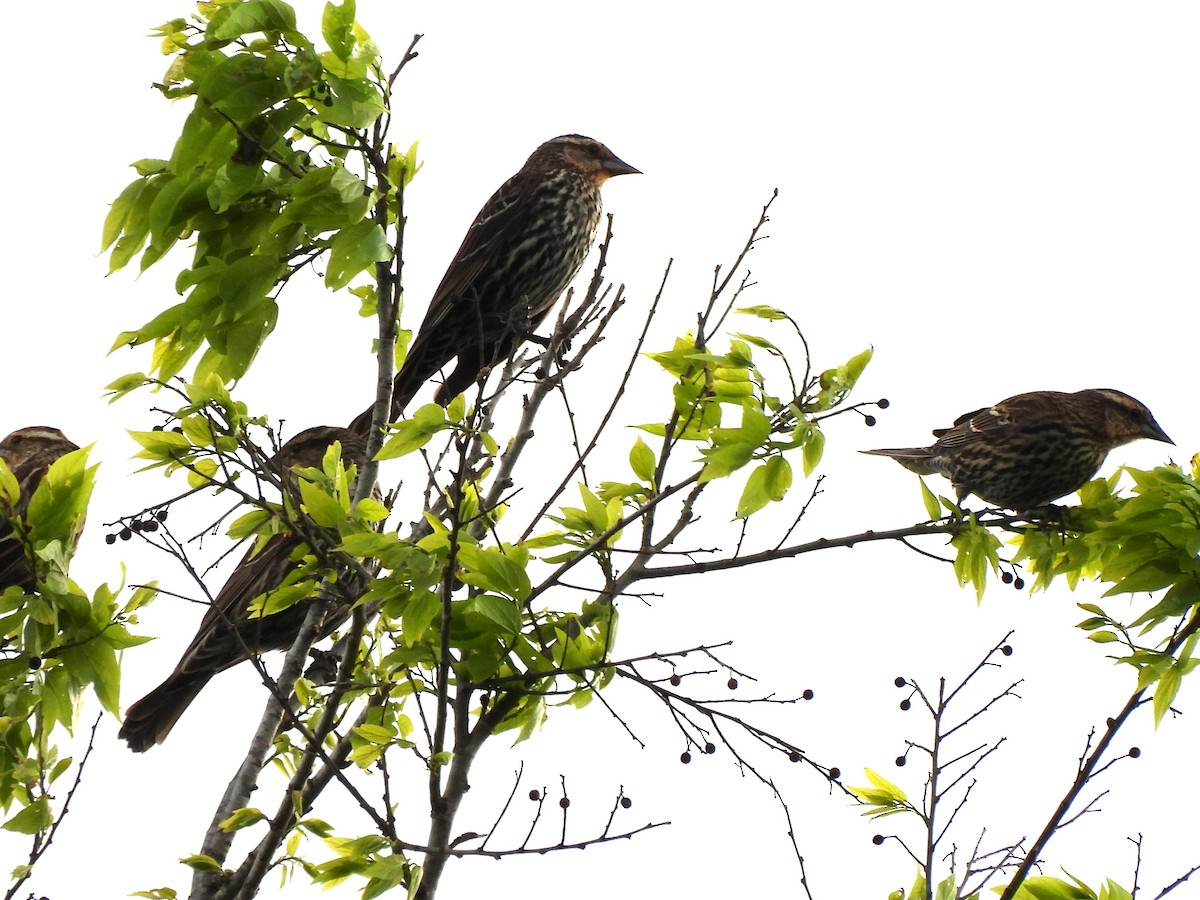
[
  {"x1": 603, "y1": 154, "x2": 641, "y2": 177},
  {"x1": 1143, "y1": 418, "x2": 1173, "y2": 445}
]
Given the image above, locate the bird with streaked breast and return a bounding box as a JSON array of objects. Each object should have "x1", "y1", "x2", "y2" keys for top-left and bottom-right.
[
  {"x1": 119, "y1": 425, "x2": 378, "y2": 752},
  {"x1": 0, "y1": 426, "x2": 82, "y2": 592},
  {"x1": 863, "y1": 388, "x2": 1172, "y2": 511},
  {"x1": 349, "y1": 134, "x2": 640, "y2": 435}
]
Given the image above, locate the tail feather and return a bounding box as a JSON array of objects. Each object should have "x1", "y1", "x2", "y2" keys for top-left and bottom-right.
[
  {"x1": 118, "y1": 672, "x2": 213, "y2": 753},
  {"x1": 348, "y1": 339, "x2": 448, "y2": 436}
]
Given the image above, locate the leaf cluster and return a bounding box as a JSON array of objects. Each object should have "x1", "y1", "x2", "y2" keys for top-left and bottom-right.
[{"x1": 103, "y1": 0, "x2": 395, "y2": 384}]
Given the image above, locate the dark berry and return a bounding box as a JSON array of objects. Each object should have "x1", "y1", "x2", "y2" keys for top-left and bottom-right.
[
  {"x1": 899, "y1": 699, "x2": 911, "y2": 711},
  {"x1": 680, "y1": 751, "x2": 692, "y2": 764},
  {"x1": 669, "y1": 674, "x2": 681, "y2": 687},
  {"x1": 872, "y1": 834, "x2": 884, "y2": 845},
  {"x1": 1129, "y1": 747, "x2": 1141, "y2": 759},
  {"x1": 558, "y1": 797, "x2": 570, "y2": 809},
  {"x1": 864, "y1": 415, "x2": 876, "y2": 427},
  {"x1": 802, "y1": 689, "x2": 814, "y2": 700},
  {"x1": 788, "y1": 751, "x2": 801, "y2": 763},
  {"x1": 105, "y1": 534, "x2": 117, "y2": 545},
  {"x1": 894, "y1": 677, "x2": 906, "y2": 687},
  {"x1": 828, "y1": 767, "x2": 840, "y2": 779},
  {"x1": 28, "y1": 656, "x2": 42, "y2": 670},
  {"x1": 1001, "y1": 571, "x2": 1014, "y2": 584},
  {"x1": 895, "y1": 756, "x2": 905, "y2": 767},
  {"x1": 877, "y1": 398, "x2": 890, "y2": 409},
  {"x1": 704, "y1": 742, "x2": 716, "y2": 755},
  {"x1": 528, "y1": 790, "x2": 540, "y2": 801},
  {"x1": 727, "y1": 678, "x2": 738, "y2": 690},
  {"x1": 1001, "y1": 645, "x2": 1013, "y2": 656},
  {"x1": 620, "y1": 797, "x2": 632, "y2": 809}
]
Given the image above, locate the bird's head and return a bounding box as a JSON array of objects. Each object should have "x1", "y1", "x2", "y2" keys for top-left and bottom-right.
[
  {"x1": 534, "y1": 134, "x2": 641, "y2": 185},
  {"x1": 269, "y1": 426, "x2": 368, "y2": 475},
  {"x1": 0, "y1": 426, "x2": 79, "y2": 472},
  {"x1": 1088, "y1": 389, "x2": 1173, "y2": 447}
]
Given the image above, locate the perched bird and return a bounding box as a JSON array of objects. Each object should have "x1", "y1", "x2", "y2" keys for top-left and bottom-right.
[
  {"x1": 349, "y1": 134, "x2": 640, "y2": 435},
  {"x1": 119, "y1": 426, "x2": 376, "y2": 752},
  {"x1": 0, "y1": 426, "x2": 81, "y2": 591},
  {"x1": 863, "y1": 389, "x2": 1172, "y2": 510}
]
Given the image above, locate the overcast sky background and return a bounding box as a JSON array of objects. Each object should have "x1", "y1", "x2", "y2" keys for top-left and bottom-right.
[{"x1": 2, "y1": 2, "x2": 1198, "y2": 897}]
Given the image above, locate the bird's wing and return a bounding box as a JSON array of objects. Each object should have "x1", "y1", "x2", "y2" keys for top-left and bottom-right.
[
  {"x1": 171, "y1": 533, "x2": 306, "y2": 679},
  {"x1": 933, "y1": 403, "x2": 1016, "y2": 448},
  {"x1": 0, "y1": 523, "x2": 32, "y2": 592},
  {"x1": 414, "y1": 172, "x2": 539, "y2": 334}
]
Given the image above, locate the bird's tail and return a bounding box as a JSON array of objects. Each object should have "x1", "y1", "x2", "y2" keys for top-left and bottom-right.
[
  {"x1": 347, "y1": 342, "x2": 441, "y2": 436},
  {"x1": 118, "y1": 672, "x2": 213, "y2": 753},
  {"x1": 860, "y1": 447, "x2": 940, "y2": 476}
]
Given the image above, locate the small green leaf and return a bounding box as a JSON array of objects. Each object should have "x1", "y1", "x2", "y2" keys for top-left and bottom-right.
[
  {"x1": 219, "y1": 807, "x2": 267, "y2": 833},
  {"x1": 920, "y1": 479, "x2": 941, "y2": 520},
  {"x1": 180, "y1": 854, "x2": 225, "y2": 873},
  {"x1": 629, "y1": 437, "x2": 656, "y2": 484},
  {"x1": 802, "y1": 425, "x2": 825, "y2": 477},
  {"x1": 322, "y1": 0, "x2": 356, "y2": 60},
  {"x1": 401, "y1": 591, "x2": 441, "y2": 647},
  {"x1": 327, "y1": 221, "x2": 392, "y2": 290},
  {"x1": 1153, "y1": 664, "x2": 1182, "y2": 726},
  {"x1": 2, "y1": 798, "x2": 52, "y2": 834},
  {"x1": 298, "y1": 477, "x2": 348, "y2": 527}
]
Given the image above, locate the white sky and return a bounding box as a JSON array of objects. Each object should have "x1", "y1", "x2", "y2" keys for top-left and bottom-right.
[{"x1": 2, "y1": 2, "x2": 1198, "y2": 897}]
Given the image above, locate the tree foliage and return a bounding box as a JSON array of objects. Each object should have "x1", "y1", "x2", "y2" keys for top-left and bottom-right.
[{"x1": 2, "y1": 3, "x2": 1198, "y2": 900}]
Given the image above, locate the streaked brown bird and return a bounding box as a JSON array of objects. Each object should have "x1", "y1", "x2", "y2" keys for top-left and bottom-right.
[
  {"x1": 863, "y1": 389, "x2": 1172, "y2": 510},
  {"x1": 119, "y1": 426, "x2": 376, "y2": 752},
  {"x1": 349, "y1": 134, "x2": 640, "y2": 435},
  {"x1": 0, "y1": 426, "x2": 81, "y2": 592}
]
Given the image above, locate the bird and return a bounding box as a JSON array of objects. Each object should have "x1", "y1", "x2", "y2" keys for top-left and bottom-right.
[
  {"x1": 348, "y1": 134, "x2": 640, "y2": 435},
  {"x1": 0, "y1": 426, "x2": 82, "y2": 592},
  {"x1": 119, "y1": 425, "x2": 377, "y2": 752},
  {"x1": 863, "y1": 389, "x2": 1173, "y2": 511}
]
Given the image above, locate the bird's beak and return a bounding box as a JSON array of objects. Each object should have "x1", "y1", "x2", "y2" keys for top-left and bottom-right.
[
  {"x1": 1143, "y1": 418, "x2": 1173, "y2": 445},
  {"x1": 603, "y1": 155, "x2": 641, "y2": 177}
]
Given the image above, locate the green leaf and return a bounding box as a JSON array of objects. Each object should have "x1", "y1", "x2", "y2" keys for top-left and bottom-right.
[
  {"x1": 298, "y1": 476, "x2": 348, "y2": 528},
  {"x1": 389, "y1": 140, "x2": 422, "y2": 189},
  {"x1": 2, "y1": 798, "x2": 52, "y2": 834},
  {"x1": 1005, "y1": 875, "x2": 1094, "y2": 899},
  {"x1": 322, "y1": 0, "x2": 357, "y2": 60},
  {"x1": 920, "y1": 479, "x2": 941, "y2": 519},
  {"x1": 629, "y1": 437, "x2": 656, "y2": 484},
  {"x1": 376, "y1": 404, "x2": 449, "y2": 459},
  {"x1": 737, "y1": 461, "x2": 773, "y2": 518},
  {"x1": 1153, "y1": 664, "x2": 1182, "y2": 726},
  {"x1": 218, "y1": 807, "x2": 267, "y2": 832},
  {"x1": 327, "y1": 221, "x2": 392, "y2": 290},
  {"x1": 735, "y1": 304, "x2": 789, "y2": 320},
  {"x1": 180, "y1": 854, "x2": 225, "y2": 873},
  {"x1": 401, "y1": 591, "x2": 441, "y2": 647},
  {"x1": 210, "y1": 0, "x2": 298, "y2": 41},
  {"x1": 802, "y1": 424, "x2": 825, "y2": 477},
  {"x1": 227, "y1": 508, "x2": 275, "y2": 540},
  {"x1": 457, "y1": 545, "x2": 531, "y2": 600},
  {"x1": 469, "y1": 594, "x2": 522, "y2": 635}
]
